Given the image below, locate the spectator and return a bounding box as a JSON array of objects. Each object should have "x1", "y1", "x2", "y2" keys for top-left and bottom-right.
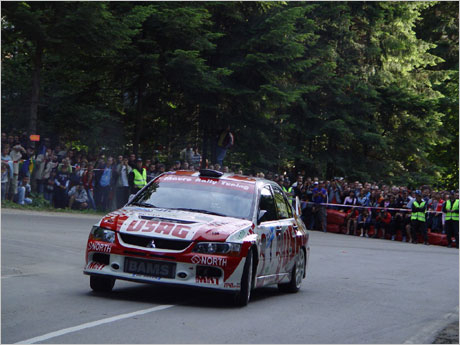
[
  {"x1": 312, "y1": 181, "x2": 328, "y2": 232},
  {"x1": 54, "y1": 158, "x2": 72, "y2": 208},
  {"x1": 433, "y1": 193, "x2": 445, "y2": 233},
  {"x1": 173, "y1": 161, "x2": 181, "y2": 171},
  {"x1": 190, "y1": 146, "x2": 201, "y2": 168},
  {"x1": 95, "y1": 156, "x2": 117, "y2": 211},
  {"x1": 68, "y1": 182, "x2": 89, "y2": 210},
  {"x1": 1, "y1": 162, "x2": 10, "y2": 201},
  {"x1": 343, "y1": 190, "x2": 358, "y2": 234},
  {"x1": 9, "y1": 144, "x2": 26, "y2": 201},
  {"x1": 328, "y1": 180, "x2": 342, "y2": 206},
  {"x1": 374, "y1": 208, "x2": 391, "y2": 239},
  {"x1": 357, "y1": 208, "x2": 372, "y2": 237},
  {"x1": 389, "y1": 195, "x2": 404, "y2": 241},
  {"x1": 15, "y1": 176, "x2": 33, "y2": 205},
  {"x1": 292, "y1": 176, "x2": 304, "y2": 199},
  {"x1": 69, "y1": 164, "x2": 82, "y2": 189},
  {"x1": 215, "y1": 125, "x2": 234, "y2": 166},
  {"x1": 116, "y1": 157, "x2": 132, "y2": 209},
  {"x1": 82, "y1": 163, "x2": 96, "y2": 210},
  {"x1": 443, "y1": 191, "x2": 459, "y2": 248},
  {"x1": 33, "y1": 146, "x2": 48, "y2": 195},
  {"x1": 410, "y1": 190, "x2": 428, "y2": 245},
  {"x1": 155, "y1": 163, "x2": 166, "y2": 177},
  {"x1": 44, "y1": 171, "x2": 56, "y2": 204},
  {"x1": 129, "y1": 158, "x2": 147, "y2": 195},
  {"x1": 1, "y1": 132, "x2": 7, "y2": 146},
  {"x1": 128, "y1": 153, "x2": 136, "y2": 169},
  {"x1": 18, "y1": 146, "x2": 36, "y2": 182},
  {"x1": 1, "y1": 145, "x2": 13, "y2": 199},
  {"x1": 147, "y1": 164, "x2": 156, "y2": 182},
  {"x1": 282, "y1": 179, "x2": 294, "y2": 205},
  {"x1": 180, "y1": 143, "x2": 194, "y2": 165}
]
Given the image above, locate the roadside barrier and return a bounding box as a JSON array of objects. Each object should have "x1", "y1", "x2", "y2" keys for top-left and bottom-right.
[{"x1": 310, "y1": 205, "x2": 456, "y2": 247}]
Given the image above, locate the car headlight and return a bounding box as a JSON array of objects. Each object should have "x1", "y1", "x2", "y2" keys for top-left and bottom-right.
[
  {"x1": 91, "y1": 226, "x2": 116, "y2": 243},
  {"x1": 192, "y1": 242, "x2": 241, "y2": 255}
]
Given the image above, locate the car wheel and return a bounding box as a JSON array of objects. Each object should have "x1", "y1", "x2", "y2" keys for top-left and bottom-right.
[
  {"x1": 278, "y1": 248, "x2": 305, "y2": 293},
  {"x1": 234, "y1": 249, "x2": 253, "y2": 306},
  {"x1": 90, "y1": 275, "x2": 115, "y2": 292}
]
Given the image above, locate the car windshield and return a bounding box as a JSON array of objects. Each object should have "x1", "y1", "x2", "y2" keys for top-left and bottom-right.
[{"x1": 130, "y1": 175, "x2": 255, "y2": 220}]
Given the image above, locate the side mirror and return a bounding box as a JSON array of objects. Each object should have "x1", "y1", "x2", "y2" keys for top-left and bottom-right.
[{"x1": 257, "y1": 210, "x2": 268, "y2": 225}]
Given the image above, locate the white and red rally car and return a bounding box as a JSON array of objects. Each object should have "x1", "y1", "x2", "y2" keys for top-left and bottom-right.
[{"x1": 84, "y1": 169, "x2": 310, "y2": 306}]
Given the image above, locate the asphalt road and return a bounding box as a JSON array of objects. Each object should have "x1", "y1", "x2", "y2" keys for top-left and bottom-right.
[{"x1": 2, "y1": 208, "x2": 458, "y2": 344}]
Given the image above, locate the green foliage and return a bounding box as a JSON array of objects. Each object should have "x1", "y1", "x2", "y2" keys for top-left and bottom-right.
[{"x1": 1, "y1": 1, "x2": 458, "y2": 188}]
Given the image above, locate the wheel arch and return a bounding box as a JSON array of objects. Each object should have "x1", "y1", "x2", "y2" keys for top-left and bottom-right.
[{"x1": 301, "y1": 246, "x2": 307, "y2": 278}]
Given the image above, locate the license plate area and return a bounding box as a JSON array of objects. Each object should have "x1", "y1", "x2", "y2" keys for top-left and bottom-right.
[{"x1": 124, "y1": 257, "x2": 176, "y2": 279}]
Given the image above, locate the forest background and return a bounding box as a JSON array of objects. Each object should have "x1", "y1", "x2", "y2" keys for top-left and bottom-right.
[{"x1": 2, "y1": 1, "x2": 458, "y2": 188}]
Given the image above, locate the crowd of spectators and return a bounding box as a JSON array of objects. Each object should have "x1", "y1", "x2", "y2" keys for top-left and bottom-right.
[
  {"x1": 1, "y1": 131, "x2": 458, "y2": 247},
  {"x1": 270, "y1": 174, "x2": 459, "y2": 247},
  {"x1": 1, "y1": 132, "x2": 205, "y2": 212}
]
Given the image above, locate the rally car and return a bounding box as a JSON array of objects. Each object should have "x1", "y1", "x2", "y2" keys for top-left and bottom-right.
[{"x1": 84, "y1": 169, "x2": 310, "y2": 306}]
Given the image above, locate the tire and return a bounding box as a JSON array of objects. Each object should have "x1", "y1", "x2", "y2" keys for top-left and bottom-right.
[
  {"x1": 278, "y1": 248, "x2": 305, "y2": 293},
  {"x1": 90, "y1": 275, "x2": 115, "y2": 292},
  {"x1": 234, "y1": 249, "x2": 253, "y2": 307}
]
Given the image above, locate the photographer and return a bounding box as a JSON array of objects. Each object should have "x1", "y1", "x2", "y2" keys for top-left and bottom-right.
[
  {"x1": 116, "y1": 157, "x2": 132, "y2": 208},
  {"x1": 68, "y1": 182, "x2": 89, "y2": 210}
]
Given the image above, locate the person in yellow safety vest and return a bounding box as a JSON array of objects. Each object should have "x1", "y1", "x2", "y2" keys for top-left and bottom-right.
[
  {"x1": 129, "y1": 158, "x2": 147, "y2": 195},
  {"x1": 282, "y1": 178, "x2": 295, "y2": 206},
  {"x1": 443, "y1": 191, "x2": 459, "y2": 248},
  {"x1": 410, "y1": 190, "x2": 428, "y2": 245}
]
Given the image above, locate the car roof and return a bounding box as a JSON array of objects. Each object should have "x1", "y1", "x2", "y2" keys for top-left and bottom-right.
[{"x1": 162, "y1": 170, "x2": 279, "y2": 190}]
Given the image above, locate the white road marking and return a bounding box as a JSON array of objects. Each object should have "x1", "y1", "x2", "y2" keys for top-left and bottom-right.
[
  {"x1": 403, "y1": 306, "x2": 459, "y2": 344},
  {"x1": 15, "y1": 304, "x2": 175, "y2": 344}
]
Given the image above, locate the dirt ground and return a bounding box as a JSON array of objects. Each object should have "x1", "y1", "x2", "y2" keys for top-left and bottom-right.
[{"x1": 433, "y1": 321, "x2": 459, "y2": 344}]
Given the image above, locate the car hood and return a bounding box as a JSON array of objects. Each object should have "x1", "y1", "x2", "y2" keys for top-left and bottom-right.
[{"x1": 98, "y1": 206, "x2": 253, "y2": 242}]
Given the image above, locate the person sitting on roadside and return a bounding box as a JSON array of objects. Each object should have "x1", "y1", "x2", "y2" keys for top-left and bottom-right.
[
  {"x1": 68, "y1": 182, "x2": 89, "y2": 210},
  {"x1": 14, "y1": 175, "x2": 33, "y2": 205}
]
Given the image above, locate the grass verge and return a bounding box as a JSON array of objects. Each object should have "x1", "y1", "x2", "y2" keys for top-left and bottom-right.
[{"x1": 1, "y1": 193, "x2": 106, "y2": 216}]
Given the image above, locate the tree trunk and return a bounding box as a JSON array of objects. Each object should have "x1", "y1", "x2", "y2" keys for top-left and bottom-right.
[
  {"x1": 28, "y1": 43, "x2": 43, "y2": 136},
  {"x1": 133, "y1": 74, "x2": 144, "y2": 156}
]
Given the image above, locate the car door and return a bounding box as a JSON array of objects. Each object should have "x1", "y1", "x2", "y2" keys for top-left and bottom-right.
[
  {"x1": 255, "y1": 185, "x2": 283, "y2": 283},
  {"x1": 271, "y1": 185, "x2": 296, "y2": 274}
]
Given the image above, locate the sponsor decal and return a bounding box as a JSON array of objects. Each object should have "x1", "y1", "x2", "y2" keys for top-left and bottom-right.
[
  {"x1": 220, "y1": 180, "x2": 249, "y2": 191},
  {"x1": 196, "y1": 276, "x2": 219, "y2": 285},
  {"x1": 191, "y1": 255, "x2": 227, "y2": 267},
  {"x1": 127, "y1": 260, "x2": 171, "y2": 277},
  {"x1": 87, "y1": 262, "x2": 105, "y2": 270},
  {"x1": 88, "y1": 242, "x2": 112, "y2": 253},
  {"x1": 125, "y1": 220, "x2": 190, "y2": 239},
  {"x1": 194, "y1": 178, "x2": 218, "y2": 185},
  {"x1": 158, "y1": 175, "x2": 254, "y2": 193},
  {"x1": 162, "y1": 176, "x2": 193, "y2": 183},
  {"x1": 224, "y1": 282, "x2": 240, "y2": 288}
]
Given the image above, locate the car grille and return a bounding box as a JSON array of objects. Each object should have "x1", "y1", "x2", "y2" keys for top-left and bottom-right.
[{"x1": 119, "y1": 233, "x2": 192, "y2": 251}]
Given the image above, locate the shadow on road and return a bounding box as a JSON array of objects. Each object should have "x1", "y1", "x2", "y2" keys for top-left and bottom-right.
[{"x1": 83, "y1": 282, "x2": 286, "y2": 308}]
